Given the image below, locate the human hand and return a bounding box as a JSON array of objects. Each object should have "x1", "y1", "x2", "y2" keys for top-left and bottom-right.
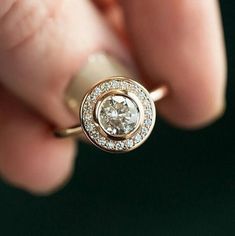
[{"x1": 0, "y1": 0, "x2": 226, "y2": 194}]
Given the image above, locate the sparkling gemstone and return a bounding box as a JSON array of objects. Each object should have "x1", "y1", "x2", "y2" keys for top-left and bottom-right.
[
  {"x1": 121, "y1": 82, "x2": 128, "y2": 90},
  {"x1": 85, "y1": 123, "x2": 94, "y2": 132},
  {"x1": 93, "y1": 87, "x2": 101, "y2": 96},
  {"x1": 106, "y1": 141, "x2": 114, "y2": 149},
  {"x1": 135, "y1": 134, "x2": 142, "y2": 143},
  {"x1": 98, "y1": 137, "x2": 106, "y2": 146},
  {"x1": 84, "y1": 113, "x2": 92, "y2": 120},
  {"x1": 100, "y1": 82, "x2": 110, "y2": 91},
  {"x1": 111, "y1": 80, "x2": 119, "y2": 88},
  {"x1": 90, "y1": 130, "x2": 99, "y2": 139},
  {"x1": 141, "y1": 127, "x2": 148, "y2": 136},
  {"x1": 144, "y1": 119, "x2": 152, "y2": 127},
  {"x1": 139, "y1": 92, "x2": 146, "y2": 100},
  {"x1": 125, "y1": 139, "x2": 134, "y2": 148},
  {"x1": 115, "y1": 141, "x2": 125, "y2": 150},
  {"x1": 145, "y1": 109, "x2": 152, "y2": 117},
  {"x1": 98, "y1": 95, "x2": 140, "y2": 136}
]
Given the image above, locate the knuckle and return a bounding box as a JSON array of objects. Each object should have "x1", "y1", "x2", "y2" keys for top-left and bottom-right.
[
  {"x1": 0, "y1": 0, "x2": 17, "y2": 19},
  {"x1": 0, "y1": 0, "x2": 57, "y2": 51}
]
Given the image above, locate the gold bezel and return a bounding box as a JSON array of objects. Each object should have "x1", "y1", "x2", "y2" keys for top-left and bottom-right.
[
  {"x1": 80, "y1": 76, "x2": 156, "y2": 153},
  {"x1": 94, "y1": 90, "x2": 145, "y2": 140}
]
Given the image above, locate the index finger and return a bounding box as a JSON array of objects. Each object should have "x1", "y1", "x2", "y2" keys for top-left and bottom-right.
[{"x1": 120, "y1": 0, "x2": 227, "y2": 128}]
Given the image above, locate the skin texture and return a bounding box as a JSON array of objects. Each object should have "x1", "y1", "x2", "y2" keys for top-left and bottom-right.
[
  {"x1": 0, "y1": 0, "x2": 226, "y2": 194},
  {"x1": 120, "y1": 0, "x2": 226, "y2": 127}
]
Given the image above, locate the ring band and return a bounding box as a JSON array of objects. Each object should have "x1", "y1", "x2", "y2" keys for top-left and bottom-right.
[
  {"x1": 55, "y1": 82, "x2": 168, "y2": 138},
  {"x1": 54, "y1": 53, "x2": 168, "y2": 153}
]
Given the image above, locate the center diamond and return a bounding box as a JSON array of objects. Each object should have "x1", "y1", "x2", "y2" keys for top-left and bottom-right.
[{"x1": 98, "y1": 95, "x2": 140, "y2": 136}]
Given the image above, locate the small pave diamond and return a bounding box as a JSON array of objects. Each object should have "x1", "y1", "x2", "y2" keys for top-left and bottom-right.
[
  {"x1": 115, "y1": 141, "x2": 125, "y2": 150},
  {"x1": 134, "y1": 134, "x2": 142, "y2": 144},
  {"x1": 141, "y1": 127, "x2": 148, "y2": 136},
  {"x1": 111, "y1": 80, "x2": 119, "y2": 88},
  {"x1": 145, "y1": 109, "x2": 152, "y2": 117},
  {"x1": 85, "y1": 123, "x2": 94, "y2": 132},
  {"x1": 125, "y1": 139, "x2": 134, "y2": 148},
  {"x1": 144, "y1": 119, "x2": 152, "y2": 127},
  {"x1": 81, "y1": 77, "x2": 156, "y2": 152},
  {"x1": 98, "y1": 137, "x2": 106, "y2": 146},
  {"x1": 106, "y1": 141, "x2": 114, "y2": 149},
  {"x1": 90, "y1": 130, "x2": 99, "y2": 139}
]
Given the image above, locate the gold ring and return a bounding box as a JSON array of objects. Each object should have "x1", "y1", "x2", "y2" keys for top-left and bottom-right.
[{"x1": 55, "y1": 53, "x2": 168, "y2": 153}]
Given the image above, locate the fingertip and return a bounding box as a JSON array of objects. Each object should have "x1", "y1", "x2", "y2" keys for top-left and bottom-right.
[
  {"x1": 0, "y1": 138, "x2": 77, "y2": 196},
  {"x1": 0, "y1": 89, "x2": 78, "y2": 195},
  {"x1": 157, "y1": 91, "x2": 226, "y2": 130},
  {"x1": 186, "y1": 97, "x2": 226, "y2": 130},
  {"x1": 120, "y1": 0, "x2": 226, "y2": 130}
]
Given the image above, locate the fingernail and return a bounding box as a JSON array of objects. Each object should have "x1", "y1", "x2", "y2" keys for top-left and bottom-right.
[{"x1": 65, "y1": 52, "x2": 136, "y2": 115}]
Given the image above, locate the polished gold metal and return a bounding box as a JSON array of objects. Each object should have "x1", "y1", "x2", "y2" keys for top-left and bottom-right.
[
  {"x1": 55, "y1": 125, "x2": 82, "y2": 138},
  {"x1": 64, "y1": 53, "x2": 135, "y2": 115},
  {"x1": 79, "y1": 77, "x2": 157, "y2": 153},
  {"x1": 55, "y1": 78, "x2": 168, "y2": 139},
  {"x1": 150, "y1": 85, "x2": 168, "y2": 103},
  {"x1": 94, "y1": 90, "x2": 144, "y2": 139},
  {"x1": 54, "y1": 52, "x2": 169, "y2": 152}
]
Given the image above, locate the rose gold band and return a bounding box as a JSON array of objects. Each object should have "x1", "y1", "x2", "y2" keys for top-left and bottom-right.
[
  {"x1": 54, "y1": 52, "x2": 169, "y2": 150},
  {"x1": 150, "y1": 85, "x2": 168, "y2": 103},
  {"x1": 55, "y1": 84, "x2": 168, "y2": 138}
]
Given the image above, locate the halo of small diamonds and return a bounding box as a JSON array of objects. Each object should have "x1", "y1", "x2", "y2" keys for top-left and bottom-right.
[{"x1": 80, "y1": 77, "x2": 156, "y2": 153}]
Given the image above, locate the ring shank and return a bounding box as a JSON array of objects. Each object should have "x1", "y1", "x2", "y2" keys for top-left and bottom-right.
[
  {"x1": 54, "y1": 126, "x2": 83, "y2": 138},
  {"x1": 55, "y1": 85, "x2": 168, "y2": 138},
  {"x1": 150, "y1": 85, "x2": 168, "y2": 103}
]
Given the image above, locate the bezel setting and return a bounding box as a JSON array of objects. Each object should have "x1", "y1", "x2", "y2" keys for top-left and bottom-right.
[{"x1": 80, "y1": 77, "x2": 156, "y2": 153}]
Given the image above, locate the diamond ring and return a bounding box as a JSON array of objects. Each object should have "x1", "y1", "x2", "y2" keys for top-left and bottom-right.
[{"x1": 55, "y1": 76, "x2": 168, "y2": 153}]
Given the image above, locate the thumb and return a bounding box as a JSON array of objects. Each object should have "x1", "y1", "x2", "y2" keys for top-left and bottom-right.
[
  {"x1": 0, "y1": 0, "x2": 130, "y2": 127},
  {"x1": 0, "y1": 0, "x2": 132, "y2": 194}
]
